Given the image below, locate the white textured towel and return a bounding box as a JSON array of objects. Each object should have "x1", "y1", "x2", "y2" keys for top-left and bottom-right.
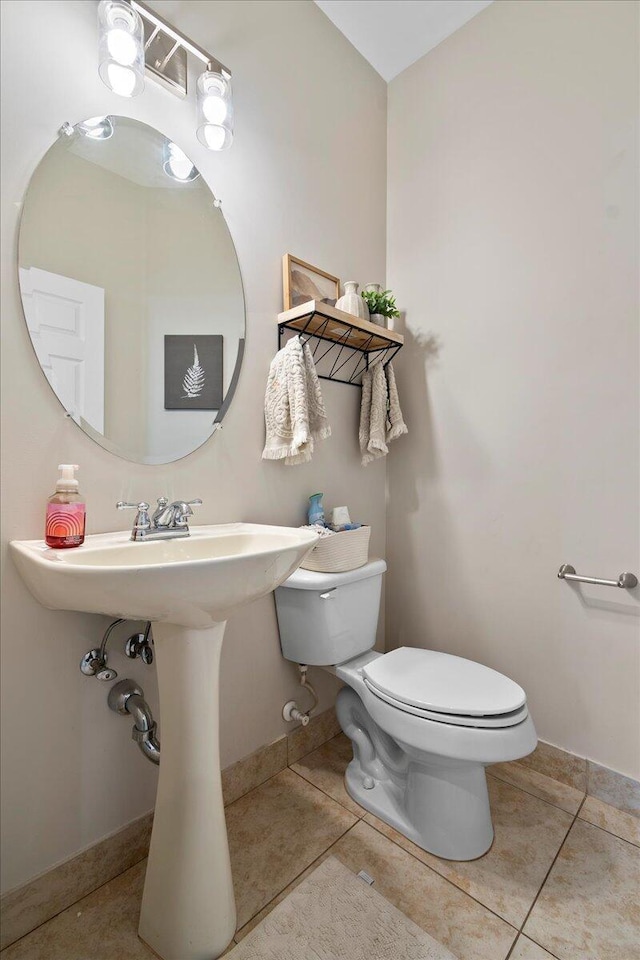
[
  {"x1": 262, "y1": 336, "x2": 331, "y2": 465},
  {"x1": 359, "y1": 361, "x2": 407, "y2": 466}
]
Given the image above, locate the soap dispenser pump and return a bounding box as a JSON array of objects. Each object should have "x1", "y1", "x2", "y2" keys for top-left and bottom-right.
[{"x1": 45, "y1": 464, "x2": 86, "y2": 548}]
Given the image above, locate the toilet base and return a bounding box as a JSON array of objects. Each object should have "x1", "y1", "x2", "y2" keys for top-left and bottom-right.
[
  {"x1": 336, "y1": 685, "x2": 496, "y2": 861},
  {"x1": 344, "y1": 756, "x2": 494, "y2": 861}
]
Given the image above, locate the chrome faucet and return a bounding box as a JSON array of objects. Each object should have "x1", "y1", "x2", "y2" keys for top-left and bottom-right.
[{"x1": 117, "y1": 497, "x2": 202, "y2": 542}]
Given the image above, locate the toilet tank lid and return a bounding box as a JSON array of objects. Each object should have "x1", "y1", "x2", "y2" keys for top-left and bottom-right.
[{"x1": 280, "y1": 558, "x2": 387, "y2": 590}]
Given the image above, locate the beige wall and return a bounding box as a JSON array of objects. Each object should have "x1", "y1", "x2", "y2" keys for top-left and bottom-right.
[
  {"x1": 0, "y1": 0, "x2": 387, "y2": 893},
  {"x1": 387, "y1": 0, "x2": 639, "y2": 778}
]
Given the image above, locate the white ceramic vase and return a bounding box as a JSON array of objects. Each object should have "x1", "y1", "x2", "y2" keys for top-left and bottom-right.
[{"x1": 336, "y1": 281, "x2": 369, "y2": 321}]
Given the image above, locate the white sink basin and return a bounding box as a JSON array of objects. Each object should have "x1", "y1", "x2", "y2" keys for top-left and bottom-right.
[
  {"x1": 10, "y1": 521, "x2": 318, "y2": 960},
  {"x1": 10, "y1": 523, "x2": 319, "y2": 628}
]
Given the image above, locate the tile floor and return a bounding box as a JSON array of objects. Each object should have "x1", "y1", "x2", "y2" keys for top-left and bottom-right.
[{"x1": 2, "y1": 734, "x2": 639, "y2": 960}]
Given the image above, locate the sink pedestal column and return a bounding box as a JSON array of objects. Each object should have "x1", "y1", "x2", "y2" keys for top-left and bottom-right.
[{"x1": 138, "y1": 621, "x2": 236, "y2": 960}]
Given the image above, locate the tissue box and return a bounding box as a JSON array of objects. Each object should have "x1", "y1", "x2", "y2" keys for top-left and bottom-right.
[{"x1": 300, "y1": 526, "x2": 370, "y2": 573}]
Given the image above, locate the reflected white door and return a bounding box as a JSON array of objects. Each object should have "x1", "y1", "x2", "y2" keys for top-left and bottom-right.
[{"x1": 19, "y1": 267, "x2": 105, "y2": 432}]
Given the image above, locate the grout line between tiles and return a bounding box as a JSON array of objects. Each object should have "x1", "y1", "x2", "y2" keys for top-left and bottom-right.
[
  {"x1": 283, "y1": 764, "x2": 363, "y2": 817},
  {"x1": 573, "y1": 808, "x2": 640, "y2": 848},
  {"x1": 234, "y1": 822, "x2": 360, "y2": 939},
  {"x1": 288, "y1": 729, "x2": 344, "y2": 767},
  {"x1": 504, "y1": 932, "x2": 562, "y2": 960},
  {"x1": 486, "y1": 769, "x2": 586, "y2": 815},
  {"x1": 516, "y1": 803, "x2": 579, "y2": 944},
  {"x1": 236, "y1": 764, "x2": 295, "y2": 799},
  {"x1": 287, "y1": 766, "x2": 367, "y2": 819},
  {"x1": 501, "y1": 929, "x2": 520, "y2": 960},
  {"x1": 361, "y1": 814, "x2": 520, "y2": 936}
]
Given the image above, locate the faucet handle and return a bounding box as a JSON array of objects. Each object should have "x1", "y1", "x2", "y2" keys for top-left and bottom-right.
[
  {"x1": 116, "y1": 501, "x2": 151, "y2": 532},
  {"x1": 173, "y1": 498, "x2": 202, "y2": 528}
]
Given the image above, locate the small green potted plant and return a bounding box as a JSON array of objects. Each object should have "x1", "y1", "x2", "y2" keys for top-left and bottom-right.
[{"x1": 361, "y1": 286, "x2": 401, "y2": 328}]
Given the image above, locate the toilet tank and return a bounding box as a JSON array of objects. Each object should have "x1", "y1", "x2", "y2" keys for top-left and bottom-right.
[{"x1": 275, "y1": 559, "x2": 386, "y2": 665}]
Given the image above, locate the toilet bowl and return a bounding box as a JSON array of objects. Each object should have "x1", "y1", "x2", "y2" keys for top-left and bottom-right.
[{"x1": 275, "y1": 559, "x2": 537, "y2": 861}]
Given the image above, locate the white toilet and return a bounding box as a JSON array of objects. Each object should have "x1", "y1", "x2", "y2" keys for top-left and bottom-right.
[{"x1": 275, "y1": 559, "x2": 537, "y2": 861}]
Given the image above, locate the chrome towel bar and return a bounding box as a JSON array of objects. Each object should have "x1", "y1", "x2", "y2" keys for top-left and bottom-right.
[{"x1": 558, "y1": 564, "x2": 638, "y2": 589}]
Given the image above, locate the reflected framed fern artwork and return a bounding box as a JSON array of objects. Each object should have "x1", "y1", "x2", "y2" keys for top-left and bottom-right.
[{"x1": 164, "y1": 335, "x2": 223, "y2": 410}]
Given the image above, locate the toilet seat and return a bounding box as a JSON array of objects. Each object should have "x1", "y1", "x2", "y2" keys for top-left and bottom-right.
[
  {"x1": 363, "y1": 679, "x2": 529, "y2": 728},
  {"x1": 362, "y1": 647, "x2": 527, "y2": 727}
]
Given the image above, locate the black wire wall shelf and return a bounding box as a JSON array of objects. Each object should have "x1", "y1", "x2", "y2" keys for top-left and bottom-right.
[{"x1": 277, "y1": 300, "x2": 404, "y2": 387}]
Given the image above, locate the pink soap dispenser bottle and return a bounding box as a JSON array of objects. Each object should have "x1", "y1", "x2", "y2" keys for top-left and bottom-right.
[{"x1": 45, "y1": 464, "x2": 86, "y2": 548}]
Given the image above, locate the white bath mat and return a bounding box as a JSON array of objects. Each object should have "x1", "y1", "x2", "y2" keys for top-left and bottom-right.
[{"x1": 226, "y1": 856, "x2": 457, "y2": 960}]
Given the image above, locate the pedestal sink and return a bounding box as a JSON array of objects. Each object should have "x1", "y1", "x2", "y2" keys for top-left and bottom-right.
[{"x1": 10, "y1": 523, "x2": 318, "y2": 960}]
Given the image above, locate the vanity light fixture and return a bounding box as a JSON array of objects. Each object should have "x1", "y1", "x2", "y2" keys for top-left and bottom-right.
[
  {"x1": 97, "y1": 0, "x2": 234, "y2": 151},
  {"x1": 196, "y1": 65, "x2": 234, "y2": 151},
  {"x1": 163, "y1": 141, "x2": 200, "y2": 182},
  {"x1": 97, "y1": 0, "x2": 145, "y2": 98}
]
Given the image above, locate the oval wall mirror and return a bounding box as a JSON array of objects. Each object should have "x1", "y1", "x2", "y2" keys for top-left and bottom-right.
[{"x1": 18, "y1": 115, "x2": 245, "y2": 464}]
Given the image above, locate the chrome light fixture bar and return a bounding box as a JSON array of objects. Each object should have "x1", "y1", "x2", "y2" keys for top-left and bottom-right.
[{"x1": 130, "y1": 0, "x2": 231, "y2": 98}]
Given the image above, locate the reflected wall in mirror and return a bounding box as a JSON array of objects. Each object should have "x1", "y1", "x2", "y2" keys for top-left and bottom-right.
[{"x1": 18, "y1": 116, "x2": 245, "y2": 464}]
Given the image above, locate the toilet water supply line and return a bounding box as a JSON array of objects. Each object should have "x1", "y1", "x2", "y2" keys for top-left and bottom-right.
[{"x1": 282, "y1": 664, "x2": 319, "y2": 726}]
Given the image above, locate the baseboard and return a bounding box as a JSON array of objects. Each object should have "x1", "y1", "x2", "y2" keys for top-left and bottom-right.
[
  {"x1": 287, "y1": 706, "x2": 342, "y2": 765},
  {"x1": 517, "y1": 739, "x2": 588, "y2": 791},
  {"x1": 498, "y1": 738, "x2": 640, "y2": 818},
  {"x1": 0, "y1": 707, "x2": 339, "y2": 950},
  {"x1": 0, "y1": 812, "x2": 153, "y2": 951}
]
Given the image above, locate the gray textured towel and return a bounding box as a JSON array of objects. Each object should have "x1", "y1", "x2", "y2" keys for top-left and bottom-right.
[{"x1": 359, "y1": 361, "x2": 407, "y2": 466}]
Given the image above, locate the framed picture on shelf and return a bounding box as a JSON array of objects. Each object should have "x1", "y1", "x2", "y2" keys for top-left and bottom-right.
[
  {"x1": 282, "y1": 254, "x2": 340, "y2": 310},
  {"x1": 164, "y1": 334, "x2": 223, "y2": 410}
]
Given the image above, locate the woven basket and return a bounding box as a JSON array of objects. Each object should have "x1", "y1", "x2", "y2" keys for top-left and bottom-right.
[{"x1": 300, "y1": 526, "x2": 371, "y2": 573}]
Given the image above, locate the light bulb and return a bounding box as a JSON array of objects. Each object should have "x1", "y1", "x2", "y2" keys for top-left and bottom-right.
[
  {"x1": 202, "y1": 95, "x2": 227, "y2": 125},
  {"x1": 107, "y1": 63, "x2": 137, "y2": 98},
  {"x1": 106, "y1": 27, "x2": 137, "y2": 66},
  {"x1": 202, "y1": 125, "x2": 229, "y2": 151},
  {"x1": 163, "y1": 142, "x2": 199, "y2": 182}
]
